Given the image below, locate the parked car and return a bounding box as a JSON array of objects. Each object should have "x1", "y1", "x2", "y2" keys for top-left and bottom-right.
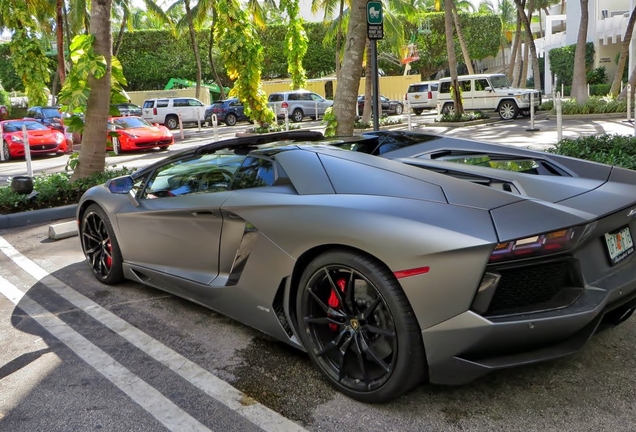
[
  {"x1": 107, "y1": 116, "x2": 173, "y2": 155},
  {"x1": 25, "y1": 106, "x2": 65, "y2": 132},
  {"x1": 78, "y1": 129, "x2": 636, "y2": 403},
  {"x1": 141, "y1": 97, "x2": 207, "y2": 129},
  {"x1": 437, "y1": 73, "x2": 541, "y2": 120},
  {"x1": 267, "y1": 90, "x2": 333, "y2": 122},
  {"x1": 204, "y1": 98, "x2": 250, "y2": 126},
  {"x1": 1, "y1": 119, "x2": 68, "y2": 160},
  {"x1": 357, "y1": 95, "x2": 404, "y2": 116},
  {"x1": 404, "y1": 81, "x2": 439, "y2": 115},
  {"x1": 112, "y1": 103, "x2": 142, "y2": 117}
]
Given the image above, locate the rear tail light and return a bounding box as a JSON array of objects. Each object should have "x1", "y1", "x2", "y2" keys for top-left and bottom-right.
[
  {"x1": 489, "y1": 223, "x2": 596, "y2": 263},
  {"x1": 281, "y1": 102, "x2": 288, "y2": 109},
  {"x1": 428, "y1": 91, "x2": 432, "y2": 99},
  {"x1": 404, "y1": 93, "x2": 407, "y2": 100},
  {"x1": 153, "y1": 108, "x2": 157, "y2": 115}
]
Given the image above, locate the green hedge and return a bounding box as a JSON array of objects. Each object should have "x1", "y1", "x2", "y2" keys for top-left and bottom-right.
[
  {"x1": 548, "y1": 42, "x2": 595, "y2": 86},
  {"x1": 549, "y1": 134, "x2": 636, "y2": 170}
]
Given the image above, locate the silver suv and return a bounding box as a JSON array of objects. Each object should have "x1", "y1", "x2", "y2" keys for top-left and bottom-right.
[
  {"x1": 267, "y1": 90, "x2": 333, "y2": 122},
  {"x1": 404, "y1": 81, "x2": 439, "y2": 115},
  {"x1": 142, "y1": 97, "x2": 207, "y2": 129}
]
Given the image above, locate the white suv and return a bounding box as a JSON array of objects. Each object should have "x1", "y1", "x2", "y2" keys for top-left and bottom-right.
[
  {"x1": 404, "y1": 81, "x2": 439, "y2": 115},
  {"x1": 142, "y1": 97, "x2": 207, "y2": 129},
  {"x1": 437, "y1": 74, "x2": 541, "y2": 120}
]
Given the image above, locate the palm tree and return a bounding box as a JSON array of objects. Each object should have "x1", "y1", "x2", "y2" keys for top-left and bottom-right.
[
  {"x1": 445, "y1": 0, "x2": 463, "y2": 115},
  {"x1": 514, "y1": 0, "x2": 541, "y2": 91},
  {"x1": 610, "y1": 6, "x2": 636, "y2": 97},
  {"x1": 73, "y1": 0, "x2": 113, "y2": 180},
  {"x1": 570, "y1": 0, "x2": 588, "y2": 102}
]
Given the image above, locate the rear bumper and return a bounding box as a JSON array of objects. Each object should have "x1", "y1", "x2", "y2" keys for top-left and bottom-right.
[{"x1": 423, "y1": 261, "x2": 636, "y2": 385}]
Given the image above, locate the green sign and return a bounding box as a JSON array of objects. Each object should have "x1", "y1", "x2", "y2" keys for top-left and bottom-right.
[{"x1": 367, "y1": 1, "x2": 383, "y2": 25}]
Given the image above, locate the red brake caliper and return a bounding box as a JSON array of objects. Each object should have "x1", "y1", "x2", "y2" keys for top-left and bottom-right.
[
  {"x1": 105, "y1": 240, "x2": 112, "y2": 268},
  {"x1": 327, "y1": 278, "x2": 347, "y2": 331}
]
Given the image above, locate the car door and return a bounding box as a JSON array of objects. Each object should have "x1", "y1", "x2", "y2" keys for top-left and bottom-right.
[
  {"x1": 188, "y1": 98, "x2": 206, "y2": 123},
  {"x1": 473, "y1": 78, "x2": 494, "y2": 110},
  {"x1": 310, "y1": 92, "x2": 331, "y2": 116},
  {"x1": 459, "y1": 79, "x2": 473, "y2": 110},
  {"x1": 115, "y1": 152, "x2": 245, "y2": 287},
  {"x1": 172, "y1": 98, "x2": 194, "y2": 122}
]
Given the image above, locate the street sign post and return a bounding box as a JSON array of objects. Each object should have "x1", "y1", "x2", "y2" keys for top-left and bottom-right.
[{"x1": 367, "y1": 1, "x2": 383, "y2": 40}]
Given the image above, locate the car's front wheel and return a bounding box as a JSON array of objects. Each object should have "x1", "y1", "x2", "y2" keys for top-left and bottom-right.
[
  {"x1": 1, "y1": 140, "x2": 10, "y2": 162},
  {"x1": 80, "y1": 204, "x2": 124, "y2": 284},
  {"x1": 394, "y1": 104, "x2": 404, "y2": 115},
  {"x1": 225, "y1": 113, "x2": 238, "y2": 126},
  {"x1": 296, "y1": 250, "x2": 426, "y2": 403},
  {"x1": 498, "y1": 100, "x2": 519, "y2": 120},
  {"x1": 291, "y1": 108, "x2": 304, "y2": 123},
  {"x1": 112, "y1": 137, "x2": 121, "y2": 155},
  {"x1": 442, "y1": 103, "x2": 455, "y2": 116}
]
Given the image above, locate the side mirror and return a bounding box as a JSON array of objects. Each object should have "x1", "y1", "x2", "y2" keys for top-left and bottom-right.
[
  {"x1": 484, "y1": 86, "x2": 493, "y2": 92},
  {"x1": 107, "y1": 175, "x2": 134, "y2": 194}
]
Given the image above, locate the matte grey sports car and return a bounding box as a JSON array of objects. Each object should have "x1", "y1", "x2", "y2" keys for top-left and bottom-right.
[{"x1": 78, "y1": 130, "x2": 636, "y2": 402}]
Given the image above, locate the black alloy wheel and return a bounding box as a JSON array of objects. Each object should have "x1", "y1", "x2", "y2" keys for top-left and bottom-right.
[
  {"x1": 297, "y1": 250, "x2": 426, "y2": 402},
  {"x1": 80, "y1": 204, "x2": 124, "y2": 284}
]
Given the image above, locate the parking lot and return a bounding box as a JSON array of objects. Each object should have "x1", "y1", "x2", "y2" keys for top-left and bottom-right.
[{"x1": 3, "y1": 114, "x2": 636, "y2": 431}]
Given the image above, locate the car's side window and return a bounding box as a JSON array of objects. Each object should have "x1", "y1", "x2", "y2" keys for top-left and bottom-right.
[
  {"x1": 230, "y1": 157, "x2": 278, "y2": 190},
  {"x1": 460, "y1": 80, "x2": 472, "y2": 92},
  {"x1": 310, "y1": 93, "x2": 324, "y2": 102},
  {"x1": 474, "y1": 79, "x2": 489, "y2": 91},
  {"x1": 157, "y1": 100, "x2": 169, "y2": 108},
  {"x1": 188, "y1": 99, "x2": 203, "y2": 107},
  {"x1": 439, "y1": 81, "x2": 451, "y2": 93},
  {"x1": 142, "y1": 153, "x2": 245, "y2": 199},
  {"x1": 173, "y1": 99, "x2": 189, "y2": 107}
]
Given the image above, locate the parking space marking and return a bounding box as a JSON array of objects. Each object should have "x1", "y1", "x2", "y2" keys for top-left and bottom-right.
[
  {"x1": 0, "y1": 235, "x2": 308, "y2": 432},
  {"x1": 0, "y1": 274, "x2": 212, "y2": 432}
]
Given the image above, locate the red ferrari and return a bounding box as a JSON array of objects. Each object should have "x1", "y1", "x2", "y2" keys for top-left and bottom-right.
[
  {"x1": 108, "y1": 116, "x2": 174, "y2": 154},
  {"x1": 1, "y1": 119, "x2": 68, "y2": 161}
]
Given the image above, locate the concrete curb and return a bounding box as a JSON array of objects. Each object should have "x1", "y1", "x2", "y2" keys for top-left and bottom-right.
[{"x1": 0, "y1": 204, "x2": 77, "y2": 230}]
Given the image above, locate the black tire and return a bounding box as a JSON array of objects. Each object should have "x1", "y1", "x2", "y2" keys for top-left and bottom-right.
[
  {"x1": 520, "y1": 109, "x2": 530, "y2": 117},
  {"x1": 159, "y1": 145, "x2": 169, "y2": 151},
  {"x1": 112, "y1": 137, "x2": 121, "y2": 155},
  {"x1": 165, "y1": 115, "x2": 179, "y2": 129},
  {"x1": 80, "y1": 204, "x2": 124, "y2": 285},
  {"x1": 413, "y1": 108, "x2": 423, "y2": 115},
  {"x1": 296, "y1": 250, "x2": 426, "y2": 403},
  {"x1": 291, "y1": 108, "x2": 304, "y2": 123},
  {"x1": 498, "y1": 100, "x2": 519, "y2": 120},
  {"x1": 442, "y1": 103, "x2": 455, "y2": 116},
  {"x1": 225, "y1": 113, "x2": 237, "y2": 126},
  {"x1": 394, "y1": 104, "x2": 404, "y2": 115},
  {"x1": 1, "y1": 140, "x2": 10, "y2": 162}
]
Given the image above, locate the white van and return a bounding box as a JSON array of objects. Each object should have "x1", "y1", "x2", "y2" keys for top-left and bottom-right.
[
  {"x1": 142, "y1": 97, "x2": 207, "y2": 129},
  {"x1": 437, "y1": 74, "x2": 541, "y2": 120}
]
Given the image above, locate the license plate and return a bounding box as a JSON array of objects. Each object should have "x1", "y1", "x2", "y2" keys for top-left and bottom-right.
[{"x1": 604, "y1": 226, "x2": 635, "y2": 265}]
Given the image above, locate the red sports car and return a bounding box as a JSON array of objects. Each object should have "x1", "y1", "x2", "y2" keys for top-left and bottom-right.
[
  {"x1": 108, "y1": 116, "x2": 174, "y2": 154},
  {"x1": 1, "y1": 119, "x2": 68, "y2": 161}
]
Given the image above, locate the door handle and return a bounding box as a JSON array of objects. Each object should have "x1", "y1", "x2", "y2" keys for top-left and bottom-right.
[{"x1": 191, "y1": 211, "x2": 216, "y2": 217}]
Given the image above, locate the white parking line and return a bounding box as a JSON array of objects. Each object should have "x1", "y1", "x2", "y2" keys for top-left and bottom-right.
[
  {"x1": 0, "y1": 275, "x2": 212, "y2": 432},
  {"x1": 0, "y1": 235, "x2": 307, "y2": 432}
]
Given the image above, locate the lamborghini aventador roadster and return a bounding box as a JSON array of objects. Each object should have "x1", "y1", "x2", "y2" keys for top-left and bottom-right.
[{"x1": 78, "y1": 130, "x2": 636, "y2": 402}]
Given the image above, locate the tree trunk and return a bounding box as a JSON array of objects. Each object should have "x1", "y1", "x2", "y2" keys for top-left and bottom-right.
[
  {"x1": 209, "y1": 20, "x2": 225, "y2": 100},
  {"x1": 508, "y1": 9, "x2": 522, "y2": 82},
  {"x1": 335, "y1": 0, "x2": 345, "y2": 76},
  {"x1": 362, "y1": 39, "x2": 373, "y2": 124},
  {"x1": 610, "y1": 6, "x2": 636, "y2": 97},
  {"x1": 333, "y1": 0, "x2": 366, "y2": 136},
  {"x1": 113, "y1": 4, "x2": 128, "y2": 57},
  {"x1": 445, "y1": 0, "x2": 463, "y2": 115},
  {"x1": 73, "y1": 0, "x2": 112, "y2": 181},
  {"x1": 571, "y1": 0, "x2": 589, "y2": 102},
  {"x1": 451, "y1": 3, "x2": 474, "y2": 75},
  {"x1": 521, "y1": 32, "x2": 529, "y2": 87},
  {"x1": 619, "y1": 64, "x2": 636, "y2": 99},
  {"x1": 184, "y1": 0, "x2": 202, "y2": 100},
  {"x1": 515, "y1": 0, "x2": 542, "y2": 91},
  {"x1": 56, "y1": 0, "x2": 66, "y2": 84}
]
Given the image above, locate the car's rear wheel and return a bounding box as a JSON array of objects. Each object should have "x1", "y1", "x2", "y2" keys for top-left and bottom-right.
[
  {"x1": 1, "y1": 141, "x2": 10, "y2": 162},
  {"x1": 394, "y1": 104, "x2": 404, "y2": 115},
  {"x1": 297, "y1": 250, "x2": 426, "y2": 403},
  {"x1": 165, "y1": 115, "x2": 179, "y2": 130},
  {"x1": 442, "y1": 103, "x2": 455, "y2": 116},
  {"x1": 292, "y1": 108, "x2": 304, "y2": 123},
  {"x1": 112, "y1": 137, "x2": 121, "y2": 155},
  {"x1": 159, "y1": 145, "x2": 169, "y2": 151},
  {"x1": 225, "y1": 113, "x2": 237, "y2": 126},
  {"x1": 498, "y1": 100, "x2": 519, "y2": 120},
  {"x1": 413, "y1": 108, "x2": 423, "y2": 115},
  {"x1": 80, "y1": 204, "x2": 124, "y2": 285}
]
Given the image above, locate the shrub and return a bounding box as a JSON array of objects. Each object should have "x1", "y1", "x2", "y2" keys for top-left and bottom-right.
[
  {"x1": 548, "y1": 134, "x2": 636, "y2": 170},
  {"x1": 0, "y1": 167, "x2": 135, "y2": 214},
  {"x1": 437, "y1": 110, "x2": 489, "y2": 123},
  {"x1": 542, "y1": 95, "x2": 627, "y2": 114}
]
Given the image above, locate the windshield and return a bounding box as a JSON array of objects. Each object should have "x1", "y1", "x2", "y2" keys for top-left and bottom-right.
[
  {"x1": 3, "y1": 121, "x2": 49, "y2": 133},
  {"x1": 489, "y1": 75, "x2": 512, "y2": 88},
  {"x1": 42, "y1": 108, "x2": 62, "y2": 118},
  {"x1": 113, "y1": 117, "x2": 152, "y2": 129}
]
